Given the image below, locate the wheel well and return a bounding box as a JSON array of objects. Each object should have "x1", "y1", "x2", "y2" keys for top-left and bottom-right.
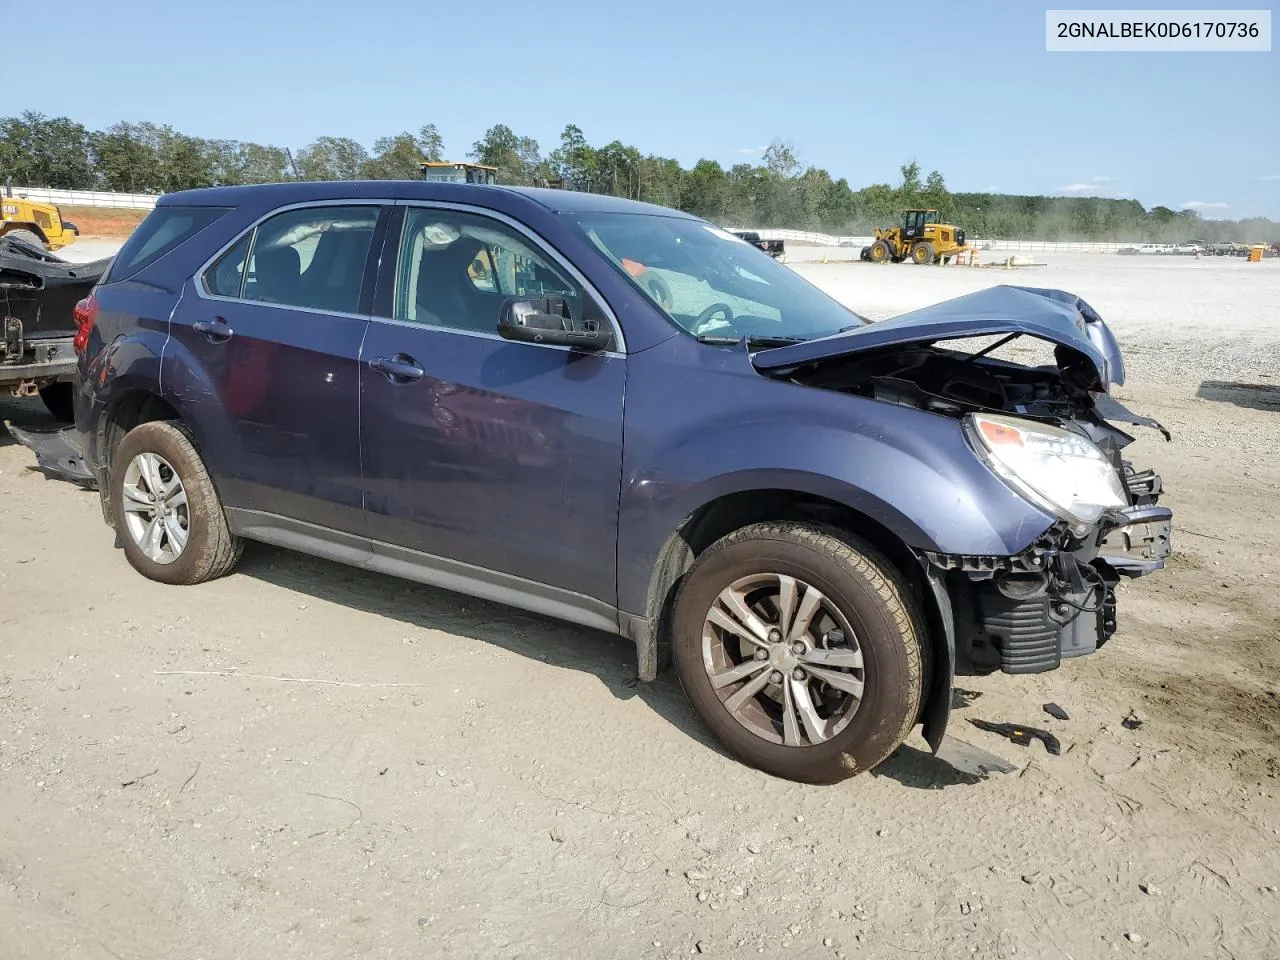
[
  {"x1": 641, "y1": 489, "x2": 934, "y2": 676},
  {"x1": 98, "y1": 390, "x2": 181, "y2": 478}
]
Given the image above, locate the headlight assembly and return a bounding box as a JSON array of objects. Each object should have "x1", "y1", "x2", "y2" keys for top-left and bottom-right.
[{"x1": 965, "y1": 413, "x2": 1127, "y2": 533}]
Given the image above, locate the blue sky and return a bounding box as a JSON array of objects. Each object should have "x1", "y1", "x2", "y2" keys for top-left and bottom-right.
[{"x1": 8, "y1": 0, "x2": 1279, "y2": 217}]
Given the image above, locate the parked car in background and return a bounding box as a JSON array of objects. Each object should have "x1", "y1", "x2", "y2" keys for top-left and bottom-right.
[
  {"x1": 50, "y1": 181, "x2": 1173, "y2": 782},
  {"x1": 728, "y1": 229, "x2": 785, "y2": 258}
]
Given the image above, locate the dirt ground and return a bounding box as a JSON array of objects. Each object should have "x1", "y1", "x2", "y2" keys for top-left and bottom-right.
[
  {"x1": 2, "y1": 251, "x2": 1278, "y2": 960},
  {"x1": 56, "y1": 206, "x2": 148, "y2": 239}
]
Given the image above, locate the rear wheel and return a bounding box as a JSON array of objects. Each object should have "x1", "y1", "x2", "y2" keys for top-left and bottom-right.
[
  {"x1": 672, "y1": 522, "x2": 924, "y2": 782},
  {"x1": 869, "y1": 240, "x2": 891, "y2": 263},
  {"x1": 912, "y1": 241, "x2": 935, "y2": 264},
  {"x1": 111, "y1": 420, "x2": 242, "y2": 585},
  {"x1": 38, "y1": 382, "x2": 74, "y2": 422},
  {"x1": 3, "y1": 228, "x2": 46, "y2": 250}
]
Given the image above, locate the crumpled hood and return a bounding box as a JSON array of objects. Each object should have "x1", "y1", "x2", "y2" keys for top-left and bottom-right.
[{"x1": 752, "y1": 284, "x2": 1126, "y2": 390}]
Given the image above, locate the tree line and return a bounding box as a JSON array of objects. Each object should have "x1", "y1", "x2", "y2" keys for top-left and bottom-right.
[{"x1": 2, "y1": 111, "x2": 1273, "y2": 243}]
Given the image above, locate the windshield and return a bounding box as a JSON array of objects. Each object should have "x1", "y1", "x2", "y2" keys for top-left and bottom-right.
[{"x1": 573, "y1": 213, "x2": 866, "y2": 342}]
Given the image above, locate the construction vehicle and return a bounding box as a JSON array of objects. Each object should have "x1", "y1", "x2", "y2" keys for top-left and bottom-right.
[
  {"x1": 1, "y1": 183, "x2": 79, "y2": 251},
  {"x1": 420, "y1": 161, "x2": 498, "y2": 185},
  {"x1": 860, "y1": 209, "x2": 967, "y2": 265}
]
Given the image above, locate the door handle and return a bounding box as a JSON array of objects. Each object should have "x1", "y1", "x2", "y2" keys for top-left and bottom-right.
[
  {"x1": 192, "y1": 318, "x2": 234, "y2": 343},
  {"x1": 371, "y1": 353, "x2": 425, "y2": 383}
]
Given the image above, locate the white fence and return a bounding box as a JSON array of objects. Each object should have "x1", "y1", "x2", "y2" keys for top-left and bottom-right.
[
  {"x1": 6, "y1": 192, "x2": 1134, "y2": 251},
  {"x1": 6, "y1": 186, "x2": 159, "y2": 209},
  {"x1": 733, "y1": 227, "x2": 1132, "y2": 255}
]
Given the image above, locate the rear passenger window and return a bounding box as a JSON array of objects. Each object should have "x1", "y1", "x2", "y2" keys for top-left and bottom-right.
[
  {"x1": 106, "y1": 205, "x2": 230, "y2": 282},
  {"x1": 204, "y1": 232, "x2": 251, "y2": 298},
  {"x1": 243, "y1": 206, "x2": 379, "y2": 314}
]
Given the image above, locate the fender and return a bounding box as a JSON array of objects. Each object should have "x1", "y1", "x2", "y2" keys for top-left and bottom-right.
[
  {"x1": 81, "y1": 330, "x2": 169, "y2": 464},
  {"x1": 616, "y1": 342, "x2": 1055, "y2": 617}
]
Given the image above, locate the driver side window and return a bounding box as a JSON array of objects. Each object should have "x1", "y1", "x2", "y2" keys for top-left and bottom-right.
[{"x1": 394, "y1": 208, "x2": 598, "y2": 335}]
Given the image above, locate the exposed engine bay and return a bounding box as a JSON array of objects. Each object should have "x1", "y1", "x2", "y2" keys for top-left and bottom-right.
[{"x1": 767, "y1": 334, "x2": 1173, "y2": 678}]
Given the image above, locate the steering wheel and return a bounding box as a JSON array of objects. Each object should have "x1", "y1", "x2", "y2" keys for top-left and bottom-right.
[{"x1": 694, "y1": 302, "x2": 735, "y2": 332}]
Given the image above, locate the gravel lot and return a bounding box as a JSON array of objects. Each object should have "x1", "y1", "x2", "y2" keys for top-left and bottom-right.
[{"x1": 2, "y1": 242, "x2": 1278, "y2": 959}]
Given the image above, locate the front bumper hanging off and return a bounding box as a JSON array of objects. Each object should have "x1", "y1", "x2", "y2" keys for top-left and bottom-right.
[{"x1": 926, "y1": 473, "x2": 1172, "y2": 678}]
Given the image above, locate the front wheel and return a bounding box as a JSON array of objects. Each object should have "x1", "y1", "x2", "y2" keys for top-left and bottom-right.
[
  {"x1": 111, "y1": 420, "x2": 243, "y2": 585},
  {"x1": 672, "y1": 522, "x2": 924, "y2": 782}
]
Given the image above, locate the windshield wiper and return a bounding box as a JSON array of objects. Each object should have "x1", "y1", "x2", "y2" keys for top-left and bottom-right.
[{"x1": 695, "y1": 333, "x2": 809, "y2": 347}]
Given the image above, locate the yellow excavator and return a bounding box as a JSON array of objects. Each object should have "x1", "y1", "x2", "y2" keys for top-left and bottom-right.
[
  {"x1": 1, "y1": 184, "x2": 79, "y2": 251},
  {"x1": 861, "y1": 209, "x2": 967, "y2": 265}
]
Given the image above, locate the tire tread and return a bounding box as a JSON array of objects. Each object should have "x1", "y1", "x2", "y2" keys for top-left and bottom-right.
[{"x1": 673, "y1": 521, "x2": 924, "y2": 781}]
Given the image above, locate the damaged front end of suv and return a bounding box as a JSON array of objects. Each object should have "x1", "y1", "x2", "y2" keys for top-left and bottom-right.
[{"x1": 751, "y1": 284, "x2": 1172, "y2": 730}]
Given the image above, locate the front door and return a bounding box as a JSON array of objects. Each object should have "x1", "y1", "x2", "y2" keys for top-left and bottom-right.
[
  {"x1": 170, "y1": 202, "x2": 384, "y2": 536},
  {"x1": 359, "y1": 205, "x2": 626, "y2": 609}
]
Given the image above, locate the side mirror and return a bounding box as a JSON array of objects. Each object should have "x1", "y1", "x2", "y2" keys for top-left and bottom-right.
[{"x1": 497, "y1": 296, "x2": 612, "y2": 352}]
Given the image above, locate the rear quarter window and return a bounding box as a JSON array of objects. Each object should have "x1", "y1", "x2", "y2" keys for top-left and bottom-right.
[{"x1": 105, "y1": 205, "x2": 231, "y2": 282}]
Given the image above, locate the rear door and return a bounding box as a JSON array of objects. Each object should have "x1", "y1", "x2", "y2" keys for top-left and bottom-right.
[
  {"x1": 358, "y1": 203, "x2": 626, "y2": 613},
  {"x1": 168, "y1": 201, "x2": 387, "y2": 538}
]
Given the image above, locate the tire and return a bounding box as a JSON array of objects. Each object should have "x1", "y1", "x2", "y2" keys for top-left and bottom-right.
[
  {"x1": 110, "y1": 420, "x2": 243, "y2": 585},
  {"x1": 671, "y1": 522, "x2": 924, "y2": 783},
  {"x1": 38, "y1": 382, "x2": 74, "y2": 422},
  {"x1": 869, "y1": 240, "x2": 891, "y2": 263},
  {"x1": 912, "y1": 241, "x2": 934, "y2": 264},
  {"x1": 4, "y1": 228, "x2": 46, "y2": 250}
]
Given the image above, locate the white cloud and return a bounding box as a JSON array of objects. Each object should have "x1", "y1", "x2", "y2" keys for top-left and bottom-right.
[
  {"x1": 737, "y1": 145, "x2": 767, "y2": 155},
  {"x1": 1056, "y1": 183, "x2": 1095, "y2": 192},
  {"x1": 1260, "y1": 174, "x2": 1280, "y2": 181},
  {"x1": 1092, "y1": 175, "x2": 1114, "y2": 182},
  {"x1": 1181, "y1": 200, "x2": 1228, "y2": 210}
]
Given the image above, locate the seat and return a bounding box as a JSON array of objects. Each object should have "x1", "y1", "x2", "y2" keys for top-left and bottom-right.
[
  {"x1": 415, "y1": 239, "x2": 498, "y2": 332},
  {"x1": 252, "y1": 245, "x2": 301, "y2": 305}
]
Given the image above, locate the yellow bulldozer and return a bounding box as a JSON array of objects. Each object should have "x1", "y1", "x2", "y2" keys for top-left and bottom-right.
[
  {"x1": 1, "y1": 184, "x2": 80, "y2": 251},
  {"x1": 861, "y1": 208, "x2": 967, "y2": 265}
]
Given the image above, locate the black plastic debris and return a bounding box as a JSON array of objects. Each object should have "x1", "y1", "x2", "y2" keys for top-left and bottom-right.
[
  {"x1": 967, "y1": 718, "x2": 1062, "y2": 756},
  {"x1": 1043, "y1": 702, "x2": 1070, "y2": 721},
  {"x1": 4, "y1": 421, "x2": 96, "y2": 485}
]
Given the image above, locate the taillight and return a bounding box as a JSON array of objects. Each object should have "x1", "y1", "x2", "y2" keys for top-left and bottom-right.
[{"x1": 73, "y1": 292, "x2": 99, "y2": 356}]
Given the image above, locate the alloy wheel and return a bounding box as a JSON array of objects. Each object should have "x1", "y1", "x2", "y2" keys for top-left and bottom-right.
[
  {"x1": 120, "y1": 452, "x2": 190, "y2": 564},
  {"x1": 701, "y1": 572, "x2": 865, "y2": 746}
]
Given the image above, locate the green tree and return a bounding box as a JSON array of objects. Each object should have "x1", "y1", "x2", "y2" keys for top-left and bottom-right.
[
  {"x1": 362, "y1": 132, "x2": 428, "y2": 179},
  {"x1": 0, "y1": 111, "x2": 95, "y2": 189},
  {"x1": 418, "y1": 123, "x2": 444, "y2": 163},
  {"x1": 469, "y1": 124, "x2": 541, "y2": 185},
  {"x1": 763, "y1": 138, "x2": 800, "y2": 179},
  {"x1": 297, "y1": 136, "x2": 369, "y2": 180},
  {"x1": 899, "y1": 160, "x2": 922, "y2": 205},
  {"x1": 237, "y1": 142, "x2": 291, "y2": 184},
  {"x1": 682, "y1": 159, "x2": 728, "y2": 220},
  {"x1": 548, "y1": 123, "x2": 596, "y2": 188},
  {"x1": 89, "y1": 122, "x2": 162, "y2": 192}
]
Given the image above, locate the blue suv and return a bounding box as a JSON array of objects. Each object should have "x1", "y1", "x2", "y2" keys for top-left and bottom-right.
[{"x1": 63, "y1": 181, "x2": 1172, "y2": 781}]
